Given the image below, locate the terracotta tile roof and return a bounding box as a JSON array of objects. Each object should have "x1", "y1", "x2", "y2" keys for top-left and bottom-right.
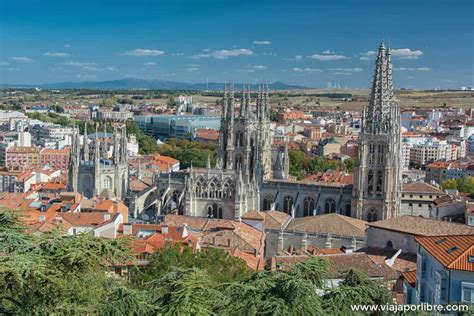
[
  {"x1": 325, "y1": 253, "x2": 398, "y2": 279},
  {"x1": 232, "y1": 248, "x2": 264, "y2": 271},
  {"x1": 164, "y1": 214, "x2": 209, "y2": 231},
  {"x1": 402, "y1": 182, "x2": 444, "y2": 194},
  {"x1": 306, "y1": 245, "x2": 344, "y2": 255},
  {"x1": 274, "y1": 253, "x2": 398, "y2": 279},
  {"x1": 302, "y1": 171, "x2": 353, "y2": 185},
  {"x1": 367, "y1": 215, "x2": 474, "y2": 236},
  {"x1": 129, "y1": 178, "x2": 152, "y2": 192},
  {"x1": 263, "y1": 210, "x2": 291, "y2": 230},
  {"x1": 60, "y1": 212, "x2": 115, "y2": 227},
  {"x1": 415, "y1": 235, "x2": 474, "y2": 272},
  {"x1": 195, "y1": 129, "x2": 219, "y2": 140},
  {"x1": 41, "y1": 182, "x2": 66, "y2": 190},
  {"x1": 401, "y1": 270, "x2": 417, "y2": 287},
  {"x1": 241, "y1": 210, "x2": 265, "y2": 220},
  {"x1": 361, "y1": 247, "x2": 417, "y2": 273},
  {"x1": 287, "y1": 213, "x2": 367, "y2": 238}
]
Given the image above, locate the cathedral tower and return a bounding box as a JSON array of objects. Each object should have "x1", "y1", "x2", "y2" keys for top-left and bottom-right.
[{"x1": 351, "y1": 41, "x2": 402, "y2": 222}]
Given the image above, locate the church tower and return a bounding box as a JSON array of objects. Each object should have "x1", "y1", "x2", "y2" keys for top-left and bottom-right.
[
  {"x1": 216, "y1": 85, "x2": 272, "y2": 181},
  {"x1": 352, "y1": 41, "x2": 402, "y2": 222}
]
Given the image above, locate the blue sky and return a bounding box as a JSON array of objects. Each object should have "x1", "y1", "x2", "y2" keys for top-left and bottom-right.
[{"x1": 0, "y1": 0, "x2": 472, "y2": 88}]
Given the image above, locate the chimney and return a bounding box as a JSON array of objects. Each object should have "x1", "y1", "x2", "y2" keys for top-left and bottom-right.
[
  {"x1": 301, "y1": 232, "x2": 308, "y2": 251},
  {"x1": 123, "y1": 223, "x2": 132, "y2": 235},
  {"x1": 278, "y1": 230, "x2": 284, "y2": 251},
  {"x1": 162, "y1": 225, "x2": 168, "y2": 234},
  {"x1": 325, "y1": 234, "x2": 332, "y2": 249},
  {"x1": 341, "y1": 245, "x2": 353, "y2": 254}
]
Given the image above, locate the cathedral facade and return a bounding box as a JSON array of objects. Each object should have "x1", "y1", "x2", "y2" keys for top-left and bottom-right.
[
  {"x1": 151, "y1": 42, "x2": 402, "y2": 222},
  {"x1": 351, "y1": 41, "x2": 402, "y2": 222},
  {"x1": 68, "y1": 123, "x2": 129, "y2": 200}
]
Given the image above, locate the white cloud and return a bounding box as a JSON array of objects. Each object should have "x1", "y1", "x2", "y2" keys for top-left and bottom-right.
[
  {"x1": 106, "y1": 66, "x2": 118, "y2": 71},
  {"x1": 253, "y1": 40, "x2": 272, "y2": 45},
  {"x1": 187, "y1": 67, "x2": 199, "y2": 72},
  {"x1": 64, "y1": 62, "x2": 98, "y2": 67},
  {"x1": 191, "y1": 48, "x2": 253, "y2": 59},
  {"x1": 295, "y1": 55, "x2": 303, "y2": 60},
  {"x1": 171, "y1": 52, "x2": 184, "y2": 56},
  {"x1": 394, "y1": 67, "x2": 432, "y2": 71},
  {"x1": 293, "y1": 67, "x2": 323, "y2": 73},
  {"x1": 64, "y1": 44, "x2": 71, "y2": 48},
  {"x1": 239, "y1": 69, "x2": 255, "y2": 73},
  {"x1": 43, "y1": 52, "x2": 71, "y2": 57},
  {"x1": 121, "y1": 49, "x2": 164, "y2": 56},
  {"x1": 202, "y1": 48, "x2": 211, "y2": 52},
  {"x1": 334, "y1": 72, "x2": 353, "y2": 75},
  {"x1": 360, "y1": 48, "x2": 424, "y2": 60},
  {"x1": 360, "y1": 51, "x2": 377, "y2": 60},
  {"x1": 391, "y1": 48, "x2": 423, "y2": 59},
  {"x1": 253, "y1": 65, "x2": 267, "y2": 70},
  {"x1": 190, "y1": 53, "x2": 210, "y2": 60},
  {"x1": 187, "y1": 64, "x2": 199, "y2": 67},
  {"x1": 212, "y1": 48, "x2": 253, "y2": 59},
  {"x1": 0, "y1": 61, "x2": 9, "y2": 66},
  {"x1": 329, "y1": 68, "x2": 363, "y2": 72},
  {"x1": 144, "y1": 62, "x2": 157, "y2": 66},
  {"x1": 308, "y1": 53, "x2": 347, "y2": 61},
  {"x1": 322, "y1": 50, "x2": 335, "y2": 54},
  {"x1": 12, "y1": 57, "x2": 34, "y2": 63}
]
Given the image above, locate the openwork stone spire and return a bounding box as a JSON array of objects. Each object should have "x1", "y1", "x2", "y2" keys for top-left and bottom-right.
[{"x1": 364, "y1": 41, "x2": 395, "y2": 135}]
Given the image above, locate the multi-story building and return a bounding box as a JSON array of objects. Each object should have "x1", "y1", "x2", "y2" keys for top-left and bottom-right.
[
  {"x1": 414, "y1": 235, "x2": 474, "y2": 305},
  {"x1": 425, "y1": 159, "x2": 474, "y2": 184},
  {"x1": 400, "y1": 182, "x2": 445, "y2": 217},
  {"x1": 97, "y1": 109, "x2": 133, "y2": 121},
  {"x1": 410, "y1": 140, "x2": 453, "y2": 166},
  {"x1": 134, "y1": 115, "x2": 220, "y2": 139},
  {"x1": 38, "y1": 124, "x2": 76, "y2": 141},
  {"x1": 5, "y1": 146, "x2": 41, "y2": 169},
  {"x1": 40, "y1": 147, "x2": 71, "y2": 170}
]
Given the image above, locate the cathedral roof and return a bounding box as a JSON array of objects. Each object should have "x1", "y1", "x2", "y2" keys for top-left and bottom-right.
[
  {"x1": 367, "y1": 215, "x2": 474, "y2": 236},
  {"x1": 286, "y1": 213, "x2": 367, "y2": 238},
  {"x1": 402, "y1": 182, "x2": 444, "y2": 195}
]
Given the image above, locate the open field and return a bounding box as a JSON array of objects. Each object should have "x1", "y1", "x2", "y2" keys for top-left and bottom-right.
[{"x1": 1, "y1": 89, "x2": 473, "y2": 112}]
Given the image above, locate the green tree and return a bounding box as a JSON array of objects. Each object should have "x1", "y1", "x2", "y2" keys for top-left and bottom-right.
[{"x1": 441, "y1": 178, "x2": 458, "y2": 190}]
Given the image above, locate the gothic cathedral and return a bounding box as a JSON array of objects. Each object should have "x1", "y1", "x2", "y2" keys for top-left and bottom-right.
[{"x1": 351, "y1": 41, "x2": 402, "y2": 222}]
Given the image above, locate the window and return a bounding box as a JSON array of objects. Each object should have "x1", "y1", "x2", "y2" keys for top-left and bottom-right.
[
  {"x1": 263, "y1": 197, "x2": 272, "y2": 211},
  {"x1": 418, "y1": 203, "x2": 422, "y2": 207},
  {"x1": 283, "y1": 196, "x2": 294, "y2": 214},
  {"x1": 418, "y1": 254, "x2": 427, "y2": 279},
  {"x1": 368, "y1": 210, "x2": 377, "y2": 222},
  {"x1": 386, "y1": 240, "x2": 393, "y2": 249},
  {"x1": 409, "y1": 203, "x2": 413, "y2": 207},
  {"x1": 367, "y1": 170, "x2": 374, "y2": 195},
  {"x1": 102, "y1": 176, "x2": 112, "y2": 189},
  {"x1": 324, "y1": 198, "x2": 336, "y2": 214},
  {"x1": 303, "y1": 197, "x2": 315, "y2": 217},
  {"x1": 469, "y1": 256, "x2": 474, "y2": 263},
  {"x1": 462, "y1": 283, "x2": 474, "y2": 303}
]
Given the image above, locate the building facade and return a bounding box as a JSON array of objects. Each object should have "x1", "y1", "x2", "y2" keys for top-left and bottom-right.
[
  {"x1": 68, "y1": 123, "x2": 129, "y2": 200},
  {"x1": 352, "y1": 41, "x2": 402, "y2": 222}
]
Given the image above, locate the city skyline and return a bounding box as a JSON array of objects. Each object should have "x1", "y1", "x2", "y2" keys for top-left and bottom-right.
[{"x1": 0, "y1": 0, "x2": 473, "y2": 89}]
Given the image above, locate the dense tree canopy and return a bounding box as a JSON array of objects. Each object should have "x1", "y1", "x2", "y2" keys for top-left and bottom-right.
[
  {"x1": 0, "y1": 207, "x2": 393, "y2": 315},
  {"x1": 157, "y1": 138, "x2": 217, "y2": 169},
  {"x1": 442, "y1": 176, "x2": 474, "y2": 193},
  {"x1": 288, "y1": 148, "x2": 356, "y2": 180}
]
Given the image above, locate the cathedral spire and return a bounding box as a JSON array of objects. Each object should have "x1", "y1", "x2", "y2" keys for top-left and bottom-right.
[
  {"x1": 83, "y1": 122, "x2": 89, "y2": 161},
  {"x1": 365, "y1": 39, "x2": 395, "y2": 135}
]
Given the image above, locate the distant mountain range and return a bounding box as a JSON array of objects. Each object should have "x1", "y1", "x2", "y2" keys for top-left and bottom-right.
[{"x1": 0, "y1": 78, "x2": 309, "y2": 91}]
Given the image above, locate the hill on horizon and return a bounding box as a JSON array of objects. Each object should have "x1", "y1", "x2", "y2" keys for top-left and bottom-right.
[{"x1": 0, "y1": 78, "x2": 310, "y2": 91}]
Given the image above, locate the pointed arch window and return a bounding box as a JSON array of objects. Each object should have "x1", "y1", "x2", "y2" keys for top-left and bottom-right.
[
  {"x1": 263, "y1": 197, "x2": 273, "y2": 211},
  {"x1": 235, "y1": 155, "x2": 243, "y2": 170},
  {"x1": 283, "y1": 196, "x2": 294, "y2": 214},
  {"x1": 324, "y1": 198, "x2": 336, "y2": 214},
  {"x1": 367, "y1": 170, "x2": 374, "y2": 195},
  {"x1": 235, "y1": 131, "x2": 244, "y2": 147},
  {"x1": 303, "y1": 197, "x2": 315, "y2": 217},
  {"x1": 376, "y1": 170, "x2": 383, "y2": 195},
  {"x1": 378, "y1": 143, "x2": 385, "y2": 164},
  {"x1": 102, "y1": 176, "x2": 112, "y2": 189},
  {"x1": 368, "y1": 209, "x2": 378, "y2": 222}
]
